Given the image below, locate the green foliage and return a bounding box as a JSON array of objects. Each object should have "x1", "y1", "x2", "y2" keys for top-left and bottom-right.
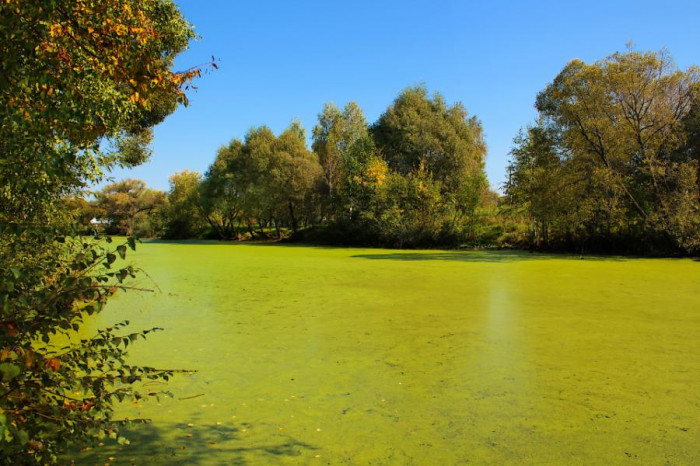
[
  {"x1": 372, "y1": 85, "x2": 487, "y2": 193},
  {"x1": 270, "y1": 122, "x2": 324, "y2": 233},
  {"x1": 191, "y1": 89, "x2": 492, "y2": 248},
  {"x1": 368, "y1": 86, "x2": 490, "y2": 244},
  {"x1": 508, "y1": 48, "x2": 700, "y2": 253},
  {"x1": 0, "y1": 0, "x2": 199, "y2": 462},
  {"x1": 373, "y1": 165, "x2": 446, "y2": 248},
  {"x1": 199, "y1": 140, "x2": 243, "y2": 239},
  {"x1": 312, "y1": 102, "x2": 372, "y2": 219},
  {"x1": 94, "y1": 179, "x2": 166, "y2": 237},
  {"x1": 163, "y1": 171, "x2": 204, "y2": 239},
  {"x1": 0, "y1": 0, "x2": 197, "y2": 224},
  {"x1": 504, "y1": 122, "x2": 568, "y2": 247},
  {"x1": 0, "y1": 231, "x2": 175, "y2": 462},
  {"x1": 200, "y1": 123, "x2": 323, "y2": 239}
]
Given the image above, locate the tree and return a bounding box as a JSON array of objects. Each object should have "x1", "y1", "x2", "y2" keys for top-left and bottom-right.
[
  {"x1": 369, "y1": 86, "x2": 489, "y2": 243},
  {"x1": 199, "y1": 142, "x2": 244, "y2": 239},
  {"x1": 374, "y1": 163, "x2": 445, "y2": 248},
  {"x1": 269, "y1": 122, "x2": 323, "y2": 233},
  {"x1": 163, "y1": 170, "x2": 204, "y2": 239},
  {"x1": 505, "y1": 121, "x2": 567, "y2": 247},
  {"x1": 312, "y1": 102, "x2": 371, "y2": 218},
  {"x1": 94, "y1": 179, "x2": 166, "y2": 237},
  {"x1": 199, "y1": 127, "x2": 279, "y2": 239},
  {"x1": 337, "y1": 134, "x2": 383, "y2": 222},
  {"x1": 200, "y1": 123, "x2": 322, "y2": 238},
  {"x1": 371, "y1": 86, "x2": 488, "y2": 232},
  {"x1": 312, "y1": 103, "x2": 343, "y2": 199},
  {"x1": 0, "y1": 0, "x2": 199, "y2": 461},
  {"x1": 372, "y1": 86, "x2": 487, "y2": 193},
  {"x1": 237, "y1": 127, "x2": 278, "y2": 237},
  {"x1": 0, "y1": 0, "x2": 198, "y2": 223},
  {"x1": 535, "y1": 48, "x2": 700, "y2": 252}
]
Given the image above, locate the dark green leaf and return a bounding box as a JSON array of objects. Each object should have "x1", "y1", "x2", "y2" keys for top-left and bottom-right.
[{"x1": 0, "y1": 363, "x2": 21, "y2": 382}]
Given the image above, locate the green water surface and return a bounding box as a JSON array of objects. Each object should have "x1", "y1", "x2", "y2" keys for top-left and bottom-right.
[{"x1": 76, "y1": 243, "x2": 700, "y2": 465}]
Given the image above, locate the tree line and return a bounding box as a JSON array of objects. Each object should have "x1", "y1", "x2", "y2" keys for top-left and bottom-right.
[
  {"x1": 85, "y1": 86, "x2": 495, "y2": 248},
  {"x1": 86, "y1": 50, "x2": 699, "y2": 255}
]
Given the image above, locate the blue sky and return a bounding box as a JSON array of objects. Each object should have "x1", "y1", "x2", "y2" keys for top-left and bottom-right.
[{"x1": 107, "y1": 0, "x2": 700, "y2": 193}]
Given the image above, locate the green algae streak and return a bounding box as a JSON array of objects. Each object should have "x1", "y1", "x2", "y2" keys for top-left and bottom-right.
[{"x1": 76, "y1": 243, "x2": 700, "y2": 465}]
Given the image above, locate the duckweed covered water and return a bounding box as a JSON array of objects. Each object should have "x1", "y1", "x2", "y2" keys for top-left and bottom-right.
[{"x1": 76, "y1": 243, "x2": 700, "y2": 464}]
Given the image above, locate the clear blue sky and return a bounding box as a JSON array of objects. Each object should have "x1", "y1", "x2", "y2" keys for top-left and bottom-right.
[{"x1": 107, "y1": 0, "x2": 700, "y2": 193}]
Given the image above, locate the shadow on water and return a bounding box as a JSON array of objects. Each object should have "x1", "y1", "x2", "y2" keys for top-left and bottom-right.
[
  {"x1": 142, "y1": 239, "x2": 647, "y2": 262},
  {"x1": 143, "y1": 239, "x2": 318, "y2": 249},
  {"x1": 350, "y1": 250, "x2": 631, "y2": 263},
  {"x1": 72, "y1": 412, "x2": 318, "y2": 465}
]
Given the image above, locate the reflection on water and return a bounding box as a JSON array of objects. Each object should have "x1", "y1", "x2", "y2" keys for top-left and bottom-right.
[{"x1": 72, "y1": 245, "x2": 700, "y2": 464}]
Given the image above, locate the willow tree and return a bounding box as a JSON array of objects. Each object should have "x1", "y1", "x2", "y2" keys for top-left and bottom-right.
[
  {"x1": 0, "y1": 0, "x2": 200, "y2": 461},
  {"x1": 535, "y1": 49, "x2": 699, "y2": 252}
]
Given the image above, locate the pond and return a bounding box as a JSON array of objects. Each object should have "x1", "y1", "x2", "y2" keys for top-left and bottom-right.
[{"x1": 75, "y1": 242, "x2": 700, "y2": 464}]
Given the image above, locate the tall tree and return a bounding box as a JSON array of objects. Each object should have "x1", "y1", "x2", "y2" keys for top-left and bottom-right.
[
  {"x1": 505, "y1": 122, "x2": 567, "y2": 247},
  {"x1": 372, "y1": 86, "x2": 489, "y2": 233},
  {"x1": 372, "y1": 86, "x2": 487, "y2": 193},
  {"x1": 313, "y1": 103, "x2": 369, "y2": 197},
  {"x1": 199, "y1": 140, "x2": 246, "y2": 239},
  {"x1": 270, "y1": 122, "x2": 323, "y2": 233},
  {"x1": 94, "y1": 179, "x2": 165, "y2": 237},
  {"x1": 313, "y1": 102, "x2": 375, "y2": 220},
  {"x1": 163, "y1": 170, "x2": 204, "y2": 239},
  {"x1": 536, "y1": 49, "x2": 700, "y2": 252},
  {"x1": 0, "y1": 0, "x2": 199, "y2": 461},
  {"x1": 238, "y1": 126, "x2": 278, "y2": 236}
]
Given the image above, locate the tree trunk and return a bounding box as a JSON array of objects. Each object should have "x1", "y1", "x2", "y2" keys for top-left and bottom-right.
[
  {"x1": 245, "y1": 218, "x2": 255, "y2": 238},
  {"x1": 288, "y1": 200, "x2": 298, "y2": 233}
]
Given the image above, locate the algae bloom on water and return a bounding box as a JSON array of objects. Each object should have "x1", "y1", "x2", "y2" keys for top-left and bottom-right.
[{"x1": 75, "y1": 243, "x2": 700, "y2": 465}]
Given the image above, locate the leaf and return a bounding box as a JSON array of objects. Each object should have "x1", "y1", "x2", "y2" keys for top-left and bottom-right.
[
  {"x1": 0, "y1": 363, "x2": 21, "y2": 382},
  {"x1": 106, "y1": 253, "x2": 116, "y2": 265},
  {"x1": 16, "y1": 429, "x2": 29, "y2": 445},
  {"x1": 116, "y1": 244, "x2": 127, "y2": 260},
  {"x1": 46, "y1": 358, "x2": 61, "y2": 372},
  {"x1": 127, "y1": 236, "x2": 136, "y2": 251}
]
